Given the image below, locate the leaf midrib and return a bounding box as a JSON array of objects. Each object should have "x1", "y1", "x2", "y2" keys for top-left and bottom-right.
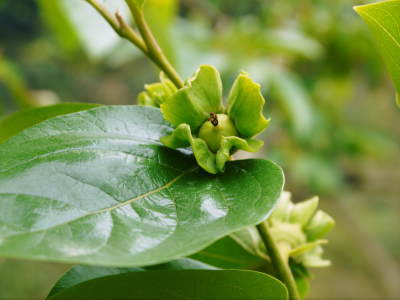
[
  {"x1": 360, "y1": 8, "x2": 400, "y2": 49},
  {"x1": 0, "y1": 167, "x2": 198, "y2": 239},
  {"x1": 0, "y1": 147, "x2": 185, "y2": 174}
]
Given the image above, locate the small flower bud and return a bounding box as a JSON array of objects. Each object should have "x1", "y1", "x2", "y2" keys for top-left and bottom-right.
[{"x1": 305, "y1": 210, "x2": 335, "y2": 241}]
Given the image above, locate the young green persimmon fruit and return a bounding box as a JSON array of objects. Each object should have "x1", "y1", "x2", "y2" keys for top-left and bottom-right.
[
  {"x1": 157, "y1": 64, "x2": 270, "y2": 174},
  {"x1": 198, "y1": 114, "x2": 238, "y2": 152}
]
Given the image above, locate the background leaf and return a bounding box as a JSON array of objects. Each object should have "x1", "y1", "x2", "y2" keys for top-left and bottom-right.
[
  {"x1": 48, "y1": 269, "x2": 288, "y2": 300},
  {"x1": 37, "y1": 0, "x2": 81, "y2": 56},
  {"x1": 0, "y1": 105, "x2": 284, "y2": 267},
  {"x1": 0, "y1": 103, "x2": 99, "y2": 144},
  {"x1": 191, "y1": 236, "x2": 265, "y2": 269},
  {"x1": 267, "y1": 67, "x2": 315, "y2": 138},
  {"x1": 0, "y1": 58, "x2": 37, "y2": 108},
  {"x1": 355, "y1": 0, "x2": 400, "y2": 104},
  {"x1": 49, "y1": 258, "x2": 216, "y2": 297}
]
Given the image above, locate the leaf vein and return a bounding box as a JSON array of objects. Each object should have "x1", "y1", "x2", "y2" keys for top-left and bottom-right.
[{"x1": 2, "y1": 168, "x2": 197, "y2": 239}]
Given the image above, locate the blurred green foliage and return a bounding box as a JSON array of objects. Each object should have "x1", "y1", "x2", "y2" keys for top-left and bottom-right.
[{"x1": 0, "y1": 0, "x2": 399, "y2": 299}]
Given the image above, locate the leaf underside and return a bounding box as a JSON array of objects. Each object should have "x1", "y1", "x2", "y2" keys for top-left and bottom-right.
[{"x1": 0, "y1": 105, "x2": 284, "y2": 267}]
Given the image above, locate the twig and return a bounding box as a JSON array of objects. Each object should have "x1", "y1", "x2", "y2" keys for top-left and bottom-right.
[
  {"x1": 125, "y1": 0, "x2": 184, "y2": 88},
  {"x1": 256, "y1": 221, "x2": 300, "y2": 300},
  {"x1": 84, "y1": 0, "x2": 184, "y2": 88}
]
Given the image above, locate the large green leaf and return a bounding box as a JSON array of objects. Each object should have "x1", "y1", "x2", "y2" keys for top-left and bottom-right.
[
  {"x1": 48, "y1": 269, "x2": 287, "y2": 300},
  {"x1": 49, "y1": 258, "x2": 216, "y2": 297},
  {"x1": 0, "y1": 103, "x2": 99, "y2": 144},
  {"x1": 355, "y1": 0, "x2": 400, "y2": 105},
  {"x1": 0, "y1": 105, "x2": 284, "y2": 266}
]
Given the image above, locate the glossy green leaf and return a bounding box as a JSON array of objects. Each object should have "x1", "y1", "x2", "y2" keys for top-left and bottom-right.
[
  {"x1": 48, "y1": 270, "x2": 288, "y2": 300},
  {"x1": 355, "y1": 0, "x2": 400, "y2": 105},
  {"x1": 0, "y1": 106, "x2": 284, "y2": 267},
  {"x1": 0, "y1": 103, "x2": 99, "y2": 144},
  {"x1": 49, "y1": 258, "x2": 216, "y2": 297},
  {"x1": 160, "y1": 65, "x2": 224, "y2": 131},
  {"x1": 227, "y1": 72, "x2": 270, "y2": 138}
]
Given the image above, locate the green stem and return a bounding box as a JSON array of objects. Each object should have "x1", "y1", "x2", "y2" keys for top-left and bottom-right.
[
  {"x1": 84, "y1": 0, "x2": 184, "y2": 89},
  {"x1": 125, "y1": 0, "x2": 184, "y2": 88},
  {"x1": 84, "y1": 0, "x2": 146, "y2": 52},
  {"x1": 256, "y1": 221, "x2": 300, "y2": 300}
]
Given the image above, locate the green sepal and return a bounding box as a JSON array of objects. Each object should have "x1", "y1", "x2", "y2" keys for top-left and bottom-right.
[
  {"x1": 216, "y1": 136, "x2": 263, "y2": 172},
  {"x1": 138, "y1": 73, "x2": 177, "y2": 107},
  {"x1": 304, "y1": 210, "x2": 335, "y2": 241},
  {"x1": 161, "y1": 125, "x2": 263, "y2": 174},
  {"x1": 161, "y1": 123, "x2": 218, "y2": 174},
  {"x1": 227, "y1": 72, "x2": 270, "y2": 138},
  {"x1": 290, "y1": 240, "x2": 327, "y2": 258},
  {"x1": 161, "y1": 65, "x2": 224, "y2": 132},
  {"x1": 299, "y1": 245, "x2": 331, "y2": 268},
  {"x1": 269, "y1": 191, "x2": 292, "y2": 221},
  {"x1": 289, "y1": 196, "x2": 319, "y2": 227}
]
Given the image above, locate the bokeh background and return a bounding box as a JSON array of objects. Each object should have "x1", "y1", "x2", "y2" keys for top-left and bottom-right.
[{"x1": 0, "y1": 0, "x2": 399, "y2": 299}]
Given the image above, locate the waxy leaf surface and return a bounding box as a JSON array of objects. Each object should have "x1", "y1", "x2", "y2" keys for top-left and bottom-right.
[
  {"x1": 49, "y1": 258, "x2": 216, "y2": 297},
  {"x1": 0, "y1": 106, "x2": 284, "y2": 266},
  {"x1": 48, "y1": 269, "x2": 288, "y2": 300},
  {"x1": 355, "y1": 0, "x2": 400, "y2": 105},
  {"x1": 0, "y1": 103, "x2": 99, "y2": 144}
]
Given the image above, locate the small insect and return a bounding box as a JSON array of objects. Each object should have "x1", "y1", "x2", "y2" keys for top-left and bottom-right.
[{"x1": 208, "y1": 112, "x2": 219, "y2": 127}]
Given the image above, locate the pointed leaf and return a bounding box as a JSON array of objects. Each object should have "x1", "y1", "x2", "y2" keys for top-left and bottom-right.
[
  {"x1": 161, "y1": 65, "x2": 224, "y2": 131},
  {"x1": 227, "y1": 73, "x2": 269, "y2": 138},
  {"x1": 0, "y1": 103, "x2": 99, "y2": 144},
  {"x1": 0, "y1": 106, "x2": 284, "y2": 266},
  {"x1": 355, "y1": 0, "x2": 400, "y2": 104},
  {"x1": 48, "y1": 270, "x2": 288, "y2": 300}
]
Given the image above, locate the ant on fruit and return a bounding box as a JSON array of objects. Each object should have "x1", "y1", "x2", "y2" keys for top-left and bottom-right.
[{"x1": 208, "y1": 113, "x2": 219, "y2": 126}]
